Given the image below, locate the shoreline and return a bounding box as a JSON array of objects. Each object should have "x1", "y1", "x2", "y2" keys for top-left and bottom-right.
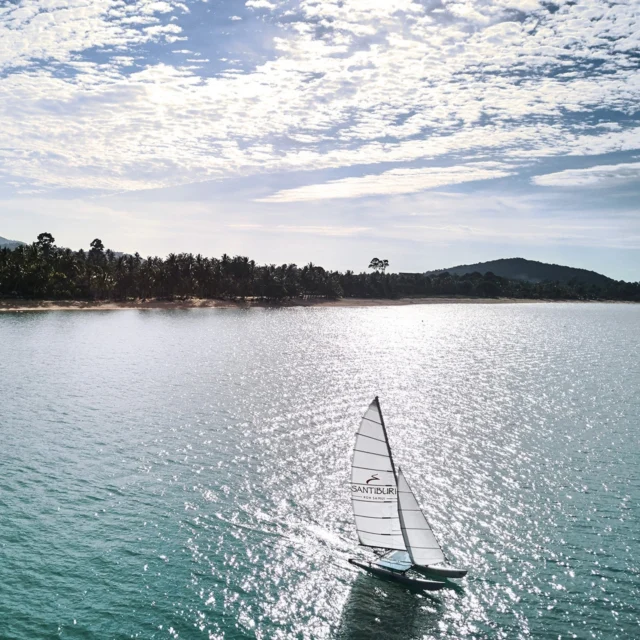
[{"x1": 0, "y1": 297, "x2": 630, "y2": 312}]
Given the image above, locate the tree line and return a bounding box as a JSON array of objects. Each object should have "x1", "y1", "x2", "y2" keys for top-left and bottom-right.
[{"x1": 1, "y1": 233, "x2": 638, "y2": 302}]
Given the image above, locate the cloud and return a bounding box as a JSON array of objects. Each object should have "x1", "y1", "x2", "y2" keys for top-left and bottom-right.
[
  {"x1": 0, "y1": 1, "x2": 187, "y2": 72},
  {"x1": 0, "y1": 0, "x2": 639, "y2": 194},
  {"x1": 257, "y1": 164, "x2": 515, "y2": 202},
  {"x1": 532, "y1": 162, "x2": 640, "y2": 188},
  {"x1": 245, "y1": 0, "x2": 276, "y2": 9},
  {"x1": 228, "y1": 223, "x2": 370, "y2": 236}
]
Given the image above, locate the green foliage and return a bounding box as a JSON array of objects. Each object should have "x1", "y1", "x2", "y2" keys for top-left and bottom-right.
[
  {"x1": 0, "y1": 234, "x2": 638, "y2": 302},
  {"x1": 369, "y1": 258, "x2": 389, "y2": 274}
]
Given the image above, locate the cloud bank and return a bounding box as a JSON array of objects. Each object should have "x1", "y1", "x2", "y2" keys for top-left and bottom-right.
[
  {"x1": 0, "y1": 0, "x2": 638, "y2": 195},
  {"x1": 258, "y1": 163, "x2": 514, "y2": 202},
  {"x1": 533, "y1": 162, "x2": 640, "y2": 188}
]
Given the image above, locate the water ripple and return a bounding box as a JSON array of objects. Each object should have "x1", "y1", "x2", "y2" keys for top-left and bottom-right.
[{"x1": 0, "y1": 304, "x2": 638, "y2": 638}]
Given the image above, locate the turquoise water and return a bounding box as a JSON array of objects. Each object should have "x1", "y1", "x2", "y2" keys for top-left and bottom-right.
[{"x1": 0, "y1": 304, "x2": 638, "y2": 639}]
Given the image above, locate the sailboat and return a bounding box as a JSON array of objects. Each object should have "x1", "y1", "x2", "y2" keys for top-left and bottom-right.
[{"x1": 348, "y1": 397, "x2": 467, "y2": 589}]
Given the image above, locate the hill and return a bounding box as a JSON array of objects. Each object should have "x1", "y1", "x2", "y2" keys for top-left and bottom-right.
[
  {"x1": 0, "y1": 236, "x2": 25, "y2": 250},
  {"x1": 426, "y1": 258, "x2": 616, "y2": 286}
]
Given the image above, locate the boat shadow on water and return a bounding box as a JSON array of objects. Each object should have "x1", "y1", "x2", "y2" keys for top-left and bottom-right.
[{"x1": 335, "y1": 571, "x2": 446, "y2": 640}]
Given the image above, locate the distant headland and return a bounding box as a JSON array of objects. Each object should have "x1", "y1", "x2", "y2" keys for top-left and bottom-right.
[{"x1": 1, "y1": 233, "x2": 638, "y2": 309}]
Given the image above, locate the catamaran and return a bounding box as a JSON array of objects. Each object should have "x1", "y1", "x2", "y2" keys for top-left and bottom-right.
[{"x1": 348, "y1": 397, "x2": 467, "y2": 589}]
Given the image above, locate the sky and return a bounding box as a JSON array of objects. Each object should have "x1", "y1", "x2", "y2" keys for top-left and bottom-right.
[{"x1": 0, "y1": 0, "x2": 639, "y2": 280}]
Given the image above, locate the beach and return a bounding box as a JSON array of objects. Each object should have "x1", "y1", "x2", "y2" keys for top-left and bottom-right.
[{"x1": 0, "y1": 297, "x2": 562, "y2": 312}]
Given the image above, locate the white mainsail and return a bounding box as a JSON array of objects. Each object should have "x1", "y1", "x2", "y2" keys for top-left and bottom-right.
[
  {"x1": 397, "y1": 467, "x2": 446, "y2": 566},
  {"x1": 350, "y1": 398, "x2": 405, "y2": 551}
]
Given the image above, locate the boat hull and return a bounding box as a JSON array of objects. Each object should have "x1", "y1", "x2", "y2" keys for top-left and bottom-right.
[
  {"x1": 415, "y1": 564, "x2": 468, "y2": 579},
  {"x1": 348, "y1": 559, "x2": 445, "y2": 591}
]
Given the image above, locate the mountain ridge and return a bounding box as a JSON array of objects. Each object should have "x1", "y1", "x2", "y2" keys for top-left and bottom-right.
[
  {"x1": 426, "y1": 258, "x2": 616, "y2": 286},
  {"x1": 0, "y1": 236, "x2": 25, "y2": 250}
]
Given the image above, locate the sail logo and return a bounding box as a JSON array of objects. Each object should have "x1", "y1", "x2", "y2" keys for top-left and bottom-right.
[
  {"x1": 366, "y1": 474, "x2": 379, "y2": 484},
  {"x1": 351, "y1": 483, "x2": 397, "y2": 499}
]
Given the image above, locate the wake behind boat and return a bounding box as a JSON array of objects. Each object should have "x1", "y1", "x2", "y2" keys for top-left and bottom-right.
[{"x1": 349, "y1": 397, "x2": 467, "y2": 588}]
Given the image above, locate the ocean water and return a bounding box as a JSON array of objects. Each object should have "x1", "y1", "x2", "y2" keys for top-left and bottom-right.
[{"x1": 0, "y1": 303, "x2": 638, "y2": 639}]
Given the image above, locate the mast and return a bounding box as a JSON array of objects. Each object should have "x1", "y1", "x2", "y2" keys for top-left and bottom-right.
[{"x1": 374, "y1": 395, "x2": 397, "y2": 483}]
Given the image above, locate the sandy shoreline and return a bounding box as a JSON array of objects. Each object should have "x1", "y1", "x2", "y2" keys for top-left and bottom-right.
[{"x1": 0, "y1": 296, "x2": 606, "y2": 312}]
